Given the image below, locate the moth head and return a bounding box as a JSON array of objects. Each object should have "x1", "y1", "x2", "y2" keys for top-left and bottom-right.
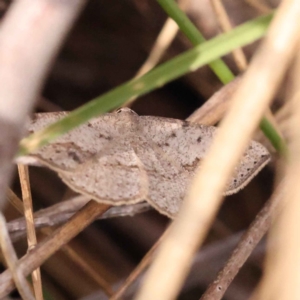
[{"x1": 115, "y1": 107, "x2": 138, "y2": 116}]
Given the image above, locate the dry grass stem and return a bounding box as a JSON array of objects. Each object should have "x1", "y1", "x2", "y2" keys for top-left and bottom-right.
[
  {"x1": 7, "y1": 193, "x2": 90, "y2": 236},
  {"x1": 18, "y1": 164, "x2": 43, "y2": 299},
  {"x1": 0, "y1": 201, "x2": 110, "y2": 297},
  {"x1": 123, "y1": 0, "x2": 190, "y2": 107},
  {"x1": 6, "y1": 189, "x2": 24, "y2": 215},
  {"x1": 7, "y1": 199, "x2": 151, "y2": 241},
  {"x1": 41, "y1": 227, "x2": 114, "y2": 297},
  {"x1": 110, "y1": 89, "x2": 231, "y2": 299},
  {"x1": 253, "y1": 48, "x2": 300, "y2": 300},
  {"x1": 208, "y1": 0, "x2": 283, "y2": 139},
  {"x1": 209, "y1": 1, "x2": 281, "y2": 146},
  {"x1": 0, "y1": 0, "x2": 86, "y2": 124},
  {"x1": 200, "y1": 180, "x2": 286, "y2": 300},
  {"x1": 111, "y1": 229, "x2": 265, "y2": 299},
  {"x1": 210, "y1": 0, "x2": 247, "y2": 71},
  {"x1": 110, "y1": 227, "x2": 170, "y2": 300},
  {"x1": 0, "y1": 0, "x2": 86, "y2": 210},
  {"x1": 0, "y1": 213, "x2": 35, "y2": 300},
  {"x1": 8, "y1": 189, "x2": 114, "y2": 296},
  {"x1": 135, "y1": 1, "x2": 300, "y2": 299},
  {"x1": 187, "y1": 76, "x2": 242, "y2": 125},
  {"x1": 135, "y1": 0, "x2": 190, "y2": 77}
]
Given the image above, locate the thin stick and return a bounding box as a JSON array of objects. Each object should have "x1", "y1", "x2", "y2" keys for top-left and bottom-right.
[
  {"x1": 110, "y1": 227, "x2": 170, "y2": 300},
  {"x1": 210, "y1": 0, "x2": 279, "y2": 138},
  {"x1": 8, "y1": 190, "x2": 114, "y2": 296},
  {"x1": 0, "y1": 4, "x2": 88, "y2": 294},
  {"x1": 6, "y1": 189, "x2": 24, "y2": 214},
  {"x1": 123, "y1": 0, "x2": 190, "y2": 107},
  {"x1": 209, "y1": 0, "x2": 281, "y2": 140},
  {"x1": 0, "y1": 201, "x2": 110, "y2": 298},
  {"x1": 6, "y1": 192, "x2": 151, "y2": 240},
  {"x1": 252, "y1": 45, "x2": 300, "y2": 300},
  {"x1": 187, "y1": 76, "x2": 242, "y2": 125},
  {"x1": 110, "y1": 84, "x2": 232, "y2": 299},
  {"x1": 0, "y1": 0, "x2": 86, "y2": 210},
  {"x1": 135, "y1": 1, "x2": 300, "y2": 299},
  {"x1": 41, "y1": 227, "x2": 114, "y2": 296},
  {"x1": 18, "y1": 164, "x2": 43, "y2": 300},
  {"x1": 210, "y1": 0, "x2": 247, "y2": 71},
  {"x1": 135, "y1": 0, "x2": 190, "y2": 78},
  {"x1": 200, "y1": 180, "x2": 286, "y2": 300},
  {"x1": 0, "y1": 212, "x2": 35, "y2": 300}
]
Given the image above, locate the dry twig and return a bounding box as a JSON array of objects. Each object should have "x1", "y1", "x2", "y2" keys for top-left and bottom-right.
[
  {"x1": 0, "y1": 0, "x2": 87, "y2": 209},
  {"x1": 0, "y1": 0, "x2": 86, "y2": 297},
  {"x1": 252, "y1": 45, "x2": 300, "y2": 300},
  {"x1": 187, "y1": 76, "x2": 242, "y2": 125},
  {"x1": 6, "y1": 193, "x2": 151, "y2": 241},
  {"x1": 110, "y1": 227, "x2": 170, "y2": 300},
  {"x1": 110, "y1": 82, "x2": 235, "y2": 299},
  {"x1": 0, "y1": 200, "x2": 110, "y2": 298},
  {"x1": 0, "y1": 213, "x2": 35, "y2": 300},
  {"x1": 200, "y1": 180, "x2": 286, "y2": 300},
  {"x1": 210, "y1": 0, "x2": 247, "y2": 71},
  {"x1": 8, "y1": 190, "x2": 114, "y2": 296},
  {"x1": 123, "y1": 0, "x2": 190, "y2": 107},
  {"x1": 109, "y1": 229, "x2": 266, "y2": 300},
  {"x1": 40, "y1": 227, "x2": 114, "y2": 297},
  {"x1": 18, "y1": 164, "x2": 43, "y2": 300},
  {"x1": 135, "y1": 1, "x2": 300, "y2": 299}
]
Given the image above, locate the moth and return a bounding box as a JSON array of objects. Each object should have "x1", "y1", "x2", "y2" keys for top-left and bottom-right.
[{"x1": 17, "y1": 108, "x2": 270, "y2": 218}]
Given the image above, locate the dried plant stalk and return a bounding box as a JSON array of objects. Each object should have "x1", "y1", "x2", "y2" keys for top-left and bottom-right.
[
  {"x1": 135, "y1": 1, "x2": 300, "y2": 299},
  {"x1": 0, "y1": 0, "x2": 87, "y2": 210},
  {"x1": 0, "y1": 213, "x2": 35, "y2": 300},
  {"x1": 8, "y1": 189, "x2": 114, "y2": 296},
  {"x1": 200, "y1": 180, "x2": 286, "y2": 300},
  {"x1": 110, "y1": 228, "x2": 170, "y2": 300},
  {"x1": 0, "y1": 201, "x2": 110, "y2": 298},
  {"x1": 123, "y1": 0, "x2": 190, "y2": 107},
  {"x1": 18, "y1": 164, "x2": 43, "y2": 300},
  {"x1": 187, "y1": 76, "x2": 242, "y2": 125},
  {"x1": 39, "y1": 227, "x2": 114, "y2": 297},
  {"x1": 6, "y1": 189, "x2": 24, "y2": 215},
  {"x1": 135, "y1": 0, "x2": 190, "y2": 78},
  {"x1": 111, "y1": 81, "x2": 238, "y2": 299},
  {"x1": 253, "y1": 48, "x2": 300, "y2": 300},
  {"x1": 7, "y1": 194, "x2": 150, "y2": 241},
  {"x1": 0, "y1": 0, "x2": 86, "y2": 298},
  {"x1": 210, "y1": 0, "x2": 247, "y2": 71}
]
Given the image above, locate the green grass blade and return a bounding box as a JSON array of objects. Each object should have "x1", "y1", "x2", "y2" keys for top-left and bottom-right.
[
  {"x1": 158, "y1": 0, "x2": 286, "y2": 155},
  {"x1": 157, "y1": 0, "x2": 235, "y2": 83},
  {"x1": 18, "y1": 13, "x2": 272, "y2": 156},
  {"x1": 260, "y1": 118, "x2": 288, "y2": 157}
]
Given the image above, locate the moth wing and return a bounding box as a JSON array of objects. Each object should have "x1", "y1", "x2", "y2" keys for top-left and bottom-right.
[
  {"x1": 138, "y1": 115, "x2": 215, "y2": 171},
  {"x1": 225, "y1": 140, "x2": 270, "y2": 194},
  {"x1": 138, "y1": 116, "x2": 270, "y2": 195},
  {"x1": 21, "y1": 112, "x2": 129, "y2": 172},
  {"x1": 133, "y1": 143, "x2": 188, "y2": 218},
  {"x1": 58, "y1": 144, "x2": 149, "y2": 205}
]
